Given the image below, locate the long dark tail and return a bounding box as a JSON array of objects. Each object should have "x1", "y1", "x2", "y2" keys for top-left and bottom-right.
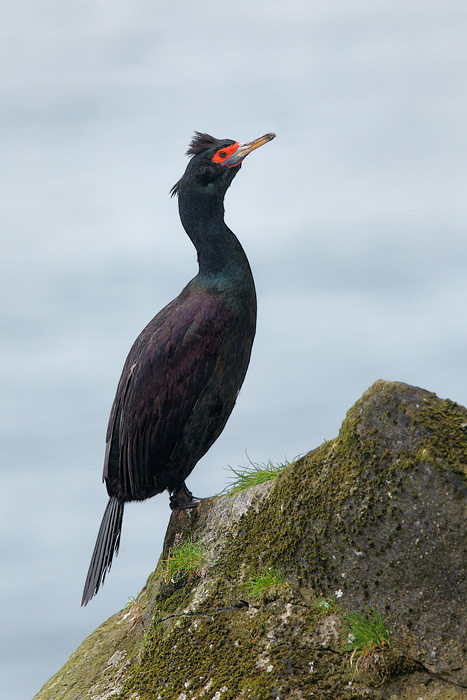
[{"x1": 81, "y1": 496, "x2": 124, "y2": 606}]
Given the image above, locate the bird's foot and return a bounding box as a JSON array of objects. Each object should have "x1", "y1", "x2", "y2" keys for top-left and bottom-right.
[{"x1": 169, "y1": 483, "x2": 201, "y2": 511}]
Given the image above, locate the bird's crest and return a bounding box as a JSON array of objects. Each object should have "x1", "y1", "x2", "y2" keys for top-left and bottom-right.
[
  {"x1": 186, "y1": 132, "x2": 218, "y2": 156},
  {"x1": 170, "y1": 132, "x2": 219, "y2": 196}
]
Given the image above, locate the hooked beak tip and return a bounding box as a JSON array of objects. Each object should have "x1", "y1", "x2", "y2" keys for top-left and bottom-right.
[{"x1": 223, "y1": 132, "x2": 276, "y2": 167}]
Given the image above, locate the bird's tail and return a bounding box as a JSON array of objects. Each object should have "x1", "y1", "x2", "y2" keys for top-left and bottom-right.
[{"x1": 81, "y1": 496, "x2": 124, "y2": 606}]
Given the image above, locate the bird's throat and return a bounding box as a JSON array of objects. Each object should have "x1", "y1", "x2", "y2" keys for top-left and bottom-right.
[{"x1": 179, "y1": 194, "x2": 250, "y2": 280}]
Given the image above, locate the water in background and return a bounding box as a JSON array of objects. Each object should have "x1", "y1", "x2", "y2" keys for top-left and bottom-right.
[{"x1": 1, "y1": 2, "x2": 466, "y2": 698}]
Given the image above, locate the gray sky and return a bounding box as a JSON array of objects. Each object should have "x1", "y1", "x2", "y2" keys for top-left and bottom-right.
[{"x1": 1, "y1": 2, "x2": 466, "y2": 698}]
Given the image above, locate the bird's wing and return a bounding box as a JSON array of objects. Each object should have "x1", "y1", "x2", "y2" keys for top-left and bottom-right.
[{"x1": 103, "y1": 292, "x2": 230, "y2": 500}]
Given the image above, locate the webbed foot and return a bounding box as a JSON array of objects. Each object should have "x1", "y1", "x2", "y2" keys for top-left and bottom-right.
[{"x1": 169, "y1": 483, "x2": 201, "y2": 511}]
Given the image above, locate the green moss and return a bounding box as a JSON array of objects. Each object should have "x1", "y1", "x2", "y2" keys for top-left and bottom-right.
[
  {"x1": 34, "y1": 604, "x2": 148, "y2": 700},
  {"x1": 116, "y1": 592, "x2": 363, "y2": 700},
  {"x1": 114, "y1": 395, "x2": 406, "y2": 699},
  {"x1": 215, "y1": 425, "x2": 379, "y2": 587},
  {"x1": 413, "y1": 398, "x2": 467, "y2": 481},
  {"x1": 36, "y1": 381, "x2": 467, "y2": 700}
]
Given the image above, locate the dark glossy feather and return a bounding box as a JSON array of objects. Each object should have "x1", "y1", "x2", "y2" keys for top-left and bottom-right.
[
  {"x1": 81, "y1": 496, "x2": 123, "y2": 605},
  {"x1": 104, "y1": 289, "x2": 232, "y2": 502},
  {"x1": 186, "y1": 132, "x2": 218, "y2": 155},
  {"x1": 82, "y1": 130, "x2": 272, "y2": 606}
]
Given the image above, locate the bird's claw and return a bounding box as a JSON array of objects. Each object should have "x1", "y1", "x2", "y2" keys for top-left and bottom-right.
[{"x1": 169, "y1": 484, "x2": 201, "y2": 511}]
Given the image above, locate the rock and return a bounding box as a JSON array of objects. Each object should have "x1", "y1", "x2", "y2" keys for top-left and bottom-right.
[{"x1": 34, "y1": 381, "x2": 467, "y2": 699}]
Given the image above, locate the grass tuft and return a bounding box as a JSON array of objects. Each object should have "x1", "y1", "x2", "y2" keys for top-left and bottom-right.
[
  {"x1": 124, "y1": 596, "x2": 143, "y2": 629},
  {"x1": 310, "y1": 595, "x2": 339, "y2": 616},
  {"x1": 221, "y1": 456, "x2": 292, "y2": 494},
  {"x1": 345, "y1": 608, "x2": 390, "y2": 665},
  {"x1": 242, "y1": 568, "x2": 285, "y2": 597},
  {"x1": 164, "y1": 538, "x2": 210, "y2": 583}
]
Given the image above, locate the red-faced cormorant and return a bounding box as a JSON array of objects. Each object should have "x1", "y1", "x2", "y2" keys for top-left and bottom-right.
[{"x1": 81, "y1": 131, "x2": 276, "y2": 605}]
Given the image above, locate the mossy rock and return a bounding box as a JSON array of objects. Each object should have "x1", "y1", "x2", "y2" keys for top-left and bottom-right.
[{"x1": 34, "y1": 381, "x2": 467, "y2": 699}]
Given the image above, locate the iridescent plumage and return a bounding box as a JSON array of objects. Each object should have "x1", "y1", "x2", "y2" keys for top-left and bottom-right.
[{"x1": 82, "y1": 131, "x2": 275, "y2": 605}]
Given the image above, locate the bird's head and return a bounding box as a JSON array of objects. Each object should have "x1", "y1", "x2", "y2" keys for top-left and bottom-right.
[{"x1": 170, "y1": 132, "x2": 276, "y2": 200}]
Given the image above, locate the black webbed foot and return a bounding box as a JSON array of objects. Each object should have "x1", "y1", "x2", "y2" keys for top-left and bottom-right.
[{"x1": 169, "y1": 483, "x2": 201, "y2": 511}]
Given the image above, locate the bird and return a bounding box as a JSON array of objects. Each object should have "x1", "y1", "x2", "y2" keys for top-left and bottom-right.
[{"x1": 81, "y1": 131, "x2": 276, "y2": 605}]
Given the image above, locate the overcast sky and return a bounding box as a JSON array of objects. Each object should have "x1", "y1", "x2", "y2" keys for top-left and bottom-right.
[{"x1": 1, "y1": 2, "x2": 466, "y2": 698}]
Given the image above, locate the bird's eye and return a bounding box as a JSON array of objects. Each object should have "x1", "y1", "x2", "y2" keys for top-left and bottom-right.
[{"x1": 211, "y1": 142, "x2": 240, "y2": 165}]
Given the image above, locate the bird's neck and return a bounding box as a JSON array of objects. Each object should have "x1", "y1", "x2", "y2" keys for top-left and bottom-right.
[{"x1": 179, "y1": 192, "x2": 252, "y2": 282}]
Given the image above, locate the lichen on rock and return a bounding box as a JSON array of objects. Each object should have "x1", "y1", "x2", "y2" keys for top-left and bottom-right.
[{"x1": 34, "y1": 381, "x2": 467, "y2": 700}]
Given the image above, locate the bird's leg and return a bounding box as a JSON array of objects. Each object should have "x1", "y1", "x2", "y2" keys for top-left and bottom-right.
[{"x1": 169, "y1": 482, "x2": 201, "y2": 511}]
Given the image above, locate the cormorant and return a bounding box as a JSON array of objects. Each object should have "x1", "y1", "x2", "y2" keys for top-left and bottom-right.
[{"x1": 81, "y1": 131, "x2": 276, "y2": 605}]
